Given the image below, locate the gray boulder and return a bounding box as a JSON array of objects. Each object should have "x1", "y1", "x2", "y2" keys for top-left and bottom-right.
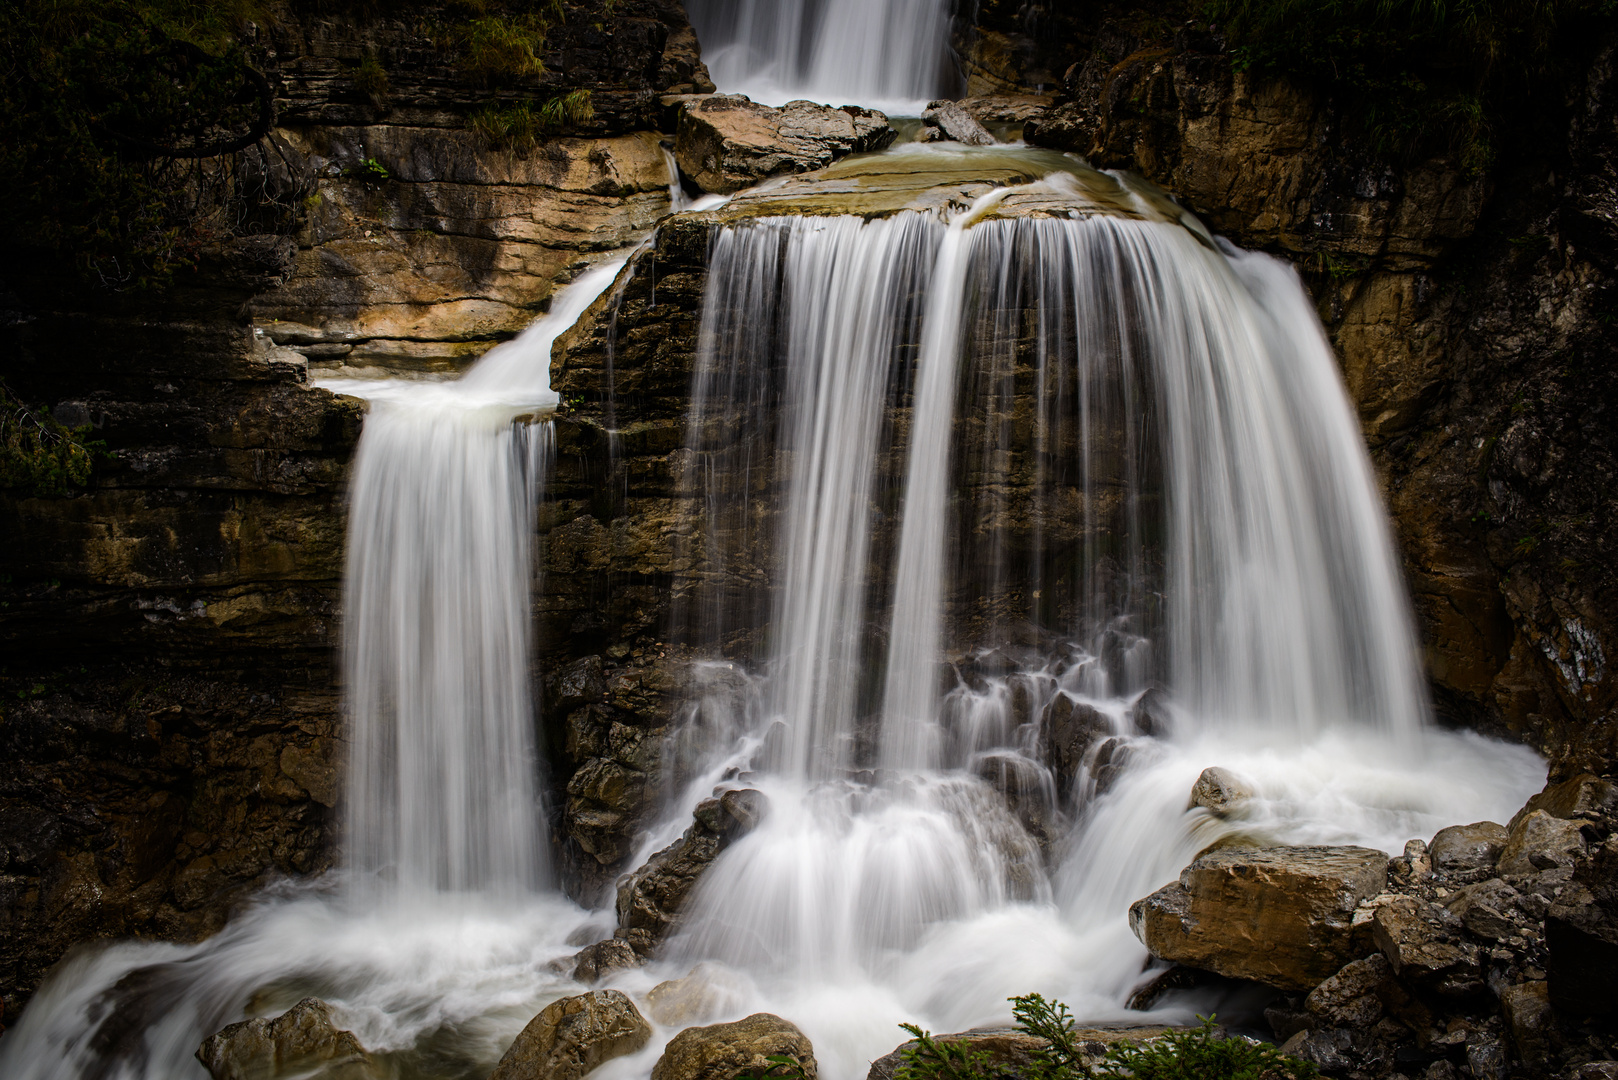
[
  {"x1": 1188, "y1": 767, "x2": 1253, "y2": 816},
  {"x1": 1429, "y1": 821, "x2": 1508, "y2": 875},
  {"x1": 920, "y1": 100, "x2": 997, "y2": 146}
]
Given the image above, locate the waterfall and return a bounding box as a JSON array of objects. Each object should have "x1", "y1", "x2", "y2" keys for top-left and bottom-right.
[{"x1": 685, "y1": 0, "x2": 956, "y2": 110}]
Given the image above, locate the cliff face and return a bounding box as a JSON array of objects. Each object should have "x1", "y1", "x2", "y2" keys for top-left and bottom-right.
[
  {"x1": 1027, "y1": 25, "x2": 1618, "y2": 781},
  {"x1": 0, "y1": 0, "x2": 704, "y2": 1014}
]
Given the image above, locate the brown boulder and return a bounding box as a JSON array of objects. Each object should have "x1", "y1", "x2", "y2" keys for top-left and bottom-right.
[
  {"x1": 1188, "y1": 768, "x2": 1254, "y2": 816},
  {"x1": 571, "y1": 938, "x2": 644, "y2": 984},
  {"x1": 1371, "y1": 897, "x2": 1482, "y2": 994},
  {"x1": 674, "y1": 96, "x2": 894, "y2": 194},
  {"x1": 651, "y1": 1013, "x2": 816, "y2": 1080},
  {"x1": 488, "y1": 990, "x2": 652, "y2": 1080},
  {"x1": 1497, "y1": 809, "x2": 1587, "y2": 876},
  {"x1": 196, "y1": 998, "x2": 382, "y2": 1080},
  {"x1": 866, "y1": 1026, "x2": 1181, "y2": 1080},
  {"x1": 1128, "y1": 846, "x2": 1388, "y2": 990}
]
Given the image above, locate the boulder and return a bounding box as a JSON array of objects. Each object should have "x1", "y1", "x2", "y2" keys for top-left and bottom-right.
[
  {"x1": 651, "y1": 1013, "x2": 816, "y2": 1080},
  {"x1": 1498, "y1": 981, "x2": 1555, "y2": 1071},
  {"x1": 571, "y1": 937, "x2": 644, "y2": 984},
  {"x1": 1388, "y1": 838, "x2": 1433, "y2": 887},
  {"x1": 1545, "y1": 884, "x2": 1618, "y2": 1016},
  {"x1": 1130, "y1": 687, "x2": 1174, "y2": 737},
  {"x1": 1128, "y1": 845, "x2": 1388, "y2": 990},
  {"x1": 646, "y1": 963, "x2": 741, "y2": 1028},
  {"x1": 1498, "y1": 809, "x2": 1587, "y2": 876},
  {"x1": 1188, "y1": 768, "x2": 1253, "y2": 816},
  {"x1": 616, "y1": 790, "x2": 769, "y2": 955},
  {"x1": 196, "y1": 998, "x2": 383, "y2": 1080},
  {"x1": 1428, "y1": 822, "x2": 1508, "y2": 876},
  {"x1": 1042, "y1": 695, "x2": 1109, "y2": 795},
  {"x1": 674, "y1": 96, "x2": 894, "y2": 194},
  {"x1": 1442, "y1": 878, "x2": 1522, "y2": 940},
  {"x1": 1304, "y1": 954, "x2": 1392, "y2": 1028},
  {"x1": 488, "y1": 990, "x2": 652, "y2": 1080},
  {"x1": 920, "y1": 100, "x2": 997, "y2": 146},
  {"x1": 1510, "y1": 774, "x2": 1618, "y2": 829},
  {"x1": 1371, "y1": 897, "x2": 1482, "y2": 994}
]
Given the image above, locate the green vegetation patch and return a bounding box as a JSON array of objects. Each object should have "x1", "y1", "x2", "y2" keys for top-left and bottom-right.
[
  {"x1": 1, "y1": 383, "x2": 107, "y2": 498},
  {"x1": 895, "y1": 994, "x2": 1317, "y2": 1080}
]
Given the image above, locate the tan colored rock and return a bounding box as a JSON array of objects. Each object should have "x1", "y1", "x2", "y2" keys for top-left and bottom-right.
[
  {"x1": 196, "y1": 998, "x2": 383, "y2": 1080},
  {"x1": 651, "y1": 1013, "x2": 816, "y2": 1080},
  {"x1": 1428, "y1": 821, "x2": 1508, "y2": 875},
  {"x1": 921, "y1": 100, "x2": 996, "y2": 146},
  {"x1": 1512, "y1": 774, "x2": 1618, "y2": 829},
  {"x1": 1188, "y1": 767, "x2": 1253, "y2": 816},
  {"x1": 1128, "y1": 845, "x2": 1388, "y2": 990},
  {"x1": 674, "y1": 96, "x2": 894, "y2": 194},
  {"x1": 489, "y1": 990, "x2": 652, "y2": 1080},
  {"x1": 1498, "y1": 809, "x2": 1587, "y2": 876},
  {"x1": 1305, "y1": 954, "x2": 1391, "y2": 1028}
]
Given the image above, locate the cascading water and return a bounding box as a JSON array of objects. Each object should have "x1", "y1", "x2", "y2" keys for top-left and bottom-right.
[
  {"x1": 0, "y1": 153, "x2": 1546, "y2": 1080},
  {"x1": 684, "y1": 0, "x2": 956, "y2": 111}
]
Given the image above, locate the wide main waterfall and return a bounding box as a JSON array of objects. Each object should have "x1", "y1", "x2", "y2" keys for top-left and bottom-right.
[{"x1": 0, "y1": 153, "x2": 1545, "y2": 1080}]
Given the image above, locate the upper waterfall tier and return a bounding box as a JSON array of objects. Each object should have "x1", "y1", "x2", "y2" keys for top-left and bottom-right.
[{"x1": 685, "y1": 0, "x2": 955, "y2": 112}]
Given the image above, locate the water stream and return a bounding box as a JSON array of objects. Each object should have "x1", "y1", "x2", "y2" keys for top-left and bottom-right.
[{"x1": 0, "y1": 147, "x2": 1545, "y2": 1080}]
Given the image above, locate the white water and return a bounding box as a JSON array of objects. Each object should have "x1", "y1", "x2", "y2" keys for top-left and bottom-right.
[
  {"x1": 685, "y1": 0, "x2": 956, "y2": 112},
  {"x1": 0, "y1": 166, "x2": 1547, "y2": 1080}
]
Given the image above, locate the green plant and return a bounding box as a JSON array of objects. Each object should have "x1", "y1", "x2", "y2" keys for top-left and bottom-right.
[
  {"x1": 0, "y1": 383, "x2": 107, "y2": 497},
  {"x1": 537, "y1": 89, "x2": 595, "y2": 130},
  {"x1": 894, "y1": 997, "x2": 1316, "y2": 1080},
  {"x1": 471, "y1": 90, "x2": 593, "y2": 150},
  {"x1": 351, "y1": 53, "x2": 390, "y2": 97},
  {"x1": 737, "y1": 1055, "x2": 812, "y2": 1080},
  {"x1": 346, "y1": 157, "x2": 392, "y2": 184}
]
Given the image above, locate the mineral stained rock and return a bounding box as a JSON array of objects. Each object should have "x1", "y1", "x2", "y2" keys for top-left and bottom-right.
[
  {"x1": 488, "y1": 990, "x2": 652, "y2": 1080},
  {"x1": 651, "y1": 1013, "x2": 816, "y2": 1080},
  {"x1": 196, "y1": 998, "x2": 382, "y2": 1080}
]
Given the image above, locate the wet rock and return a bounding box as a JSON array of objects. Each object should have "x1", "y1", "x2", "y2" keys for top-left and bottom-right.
[
  {"x1": 651, "y1": 1013, "x2": 816, "y2": 1080},
  {"x1": 1389, "y1": 838, "x2": 1434, "y2": 888},
  {"x1": 1188, "y1": 767, "x2": 1253, "y2": 816},
  {"x1": 1442, "y1": 878, "x2": 1521, "y2": 941},
  {"x1": 1042, "y1": 695, "x2": 1109, "y2": 795},
  {"x1": 1130, "y1": 687, "x2": 1174, "y2": 737},
  {"x1": 674, "y1": 96, "x2": 894, "y2": 194},
  {"x1": 571, "y1": 938, "x2": 643, "y2": 984},
  {"x1": 1372, "y1": 897, "x2": 1483, "y2": 994},
  {"x1": 1497, "y1": 980, "x2": 1555, "y2": 1071},
  {"x1": 920, "y1": 100, "x2": 997, "y2": 146},
  {"x1": 1129, "y1": 845, "x2": 1388, "y2": 990},
  {"x1": 1305, "y1": 954, "x2": 1392, "y2": 1028},
  {"x1": 196, "y1": 998, "x2": 382, "y2": 1080},
  {"x1": 1498, "y1": 809, "x2": 1587, "y2": 876},
  {"x1": 1429, "y1": 822, "x2": 1508, "y2": 876},
  {"x1": 1571, "y1": 1063, "x2": 1618, "y2": 1080},
  {"x1": 1281, "y1": 1026, "x2": 1388, "y2": 1076},
  {"x1": 489, "y1": 990, "x2": 651, "y2": 1080},
  {"x1": 646, "y1": 963, "x2": 741, "y2": 1027},
  {"x1": 1511, "y1": 774, "x2": 1618, "y2": 828},
  {"x1": 1545, "y1": 883, "x2": 1618, "y2": 1015},
  {"x1": 616, "y1": 790, "x2": 769, "y2": 955}
]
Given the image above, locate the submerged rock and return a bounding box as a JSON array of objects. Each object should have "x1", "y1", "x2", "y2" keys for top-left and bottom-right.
[
  {"x1": 196, "y1": 998, "x2": 383, "y2": 1080},
  {"x1": 651, "y1": 1013, "x2": 815, "y2": 1080},
  {"x1": 571, "y1": 937, "x2": 643, "y2": 984},
  {"x1": 674, "y1": 96, "x2": 894, "y2": 194},
  {"x1": 646, "y1": 963, "x2": 744, "y2": 1027},
  {"x1": 1129, "y1": 845, "x2": 1388, "y2": 990},
  {"x1": 488, "y1": 990, "x2": 652, "y2": 1080}
]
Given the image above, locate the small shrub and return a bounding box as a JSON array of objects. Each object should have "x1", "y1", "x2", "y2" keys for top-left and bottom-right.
[
  {"x1": 351, "y1": 54, "x2": 390, "y2": 97},
  {"x1": 892, "y1": 995, "x2": 1318, "y2": 1080},
  {"x1": 537, "y1": 88, "x2": 594, "y2": 130},
  {"x1": 471, "y1": 101, "x2": 538, "y2": 151},
  {"x1": 345, "y1": 157, "x2": 391, "y2": 184},
  {"x1": 1, "y1": 384, "x2": 106, "y2": 498}
]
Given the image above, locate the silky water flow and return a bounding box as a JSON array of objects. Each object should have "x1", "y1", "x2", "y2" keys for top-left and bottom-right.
[{"x1": 0, "y1": 168, "x2": 1546, "y2": 1080}]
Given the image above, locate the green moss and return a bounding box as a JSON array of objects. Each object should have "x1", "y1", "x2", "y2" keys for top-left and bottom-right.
[{"x1": 0, "y1": 383, "x2": 107, "y2": 498}]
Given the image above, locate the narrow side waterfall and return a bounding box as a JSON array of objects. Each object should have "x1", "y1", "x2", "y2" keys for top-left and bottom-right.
[{"x1": 685, "y1": 0, "x2": 955, "y2": 110}]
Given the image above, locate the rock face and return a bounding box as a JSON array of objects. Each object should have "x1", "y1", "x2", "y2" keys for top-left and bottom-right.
[
  {"x1": 1129, "y1": 846, "x2": 1389, "y2": 989},
  {"x1": 488, "y1": 990, "x2": 652, "y2": 1080},
  {"x1": 1025, "y1": 23, "x2": 1618, "y2": 780},
  {"x1": 651, "y1": 1013, "x2": 816, "y2": 1080},
  {"x1": 615, "y1": 789, "x2": 769, "y2": 955},
  {"x1": 674, "y1": 96, "x2": 895, "y2": 194},
  {"x1": 197, "y1": 998, "x2": 382, "y2": 1080}
]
